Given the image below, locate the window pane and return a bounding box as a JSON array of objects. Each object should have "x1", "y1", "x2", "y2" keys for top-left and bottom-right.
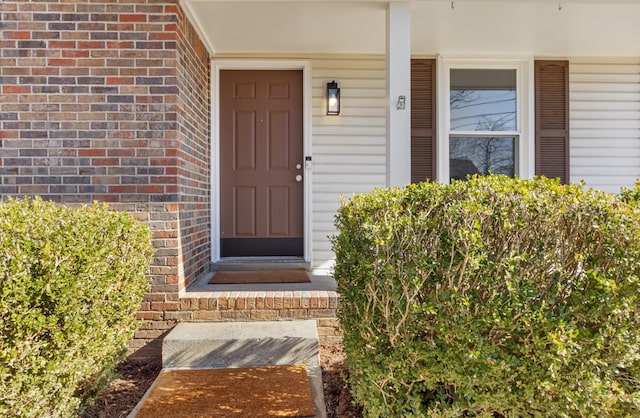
[
  {"x1": 449, "y1": 136, "x2": 515, "y2": 180},
  {"x1": 450, "y1": 69, "x2": 517, "y2": 131}
]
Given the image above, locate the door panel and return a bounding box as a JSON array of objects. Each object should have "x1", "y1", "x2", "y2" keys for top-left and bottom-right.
[
  {"x1": 234, "y1": 187, "x2": 256, "y2": 236},
  {"x1": 268, "y1": 111, "x2": 290, "y2": 170},
  {"x1": 220, "y1": 70, "x2": 303, "y2": 257},
  {"x1": 235, "y1": 111, "x2": 257, "y2": 170},
  {"x1": 268, "y1": 186, "x2": 290, "y2": 236}
]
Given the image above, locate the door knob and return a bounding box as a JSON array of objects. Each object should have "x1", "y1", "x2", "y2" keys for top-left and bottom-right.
[{"x1": 295, "y1": 175, "x2": 303, "y2": 182}]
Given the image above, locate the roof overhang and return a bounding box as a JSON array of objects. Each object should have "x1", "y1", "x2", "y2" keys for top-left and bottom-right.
[{"x1": 181, "y1": 0, "x2": 640, "y2": 57}]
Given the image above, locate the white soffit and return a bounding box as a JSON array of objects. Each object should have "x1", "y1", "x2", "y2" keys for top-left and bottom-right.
[
  {"x1": 411, "y1": 1, "x2": 640, "y2": 57},
  {"x1": 183, "y1": 0, "x2": 640, "y2": 56},
  {"x1": 181, "y1": 1, "x2": 387, "y2": 54}
]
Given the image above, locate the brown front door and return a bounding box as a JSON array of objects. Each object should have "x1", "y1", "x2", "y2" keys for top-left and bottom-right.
[{"x1": 220, "y1": 70, "x2": 304, "y2": 257}]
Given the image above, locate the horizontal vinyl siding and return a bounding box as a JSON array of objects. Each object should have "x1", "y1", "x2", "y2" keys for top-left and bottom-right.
[
  {"x1": 311, "y1": 56, "x2": 386, "y2": 271},
  {"x1": 569, "y1": 58, "x2": 640, "y2": 193}
]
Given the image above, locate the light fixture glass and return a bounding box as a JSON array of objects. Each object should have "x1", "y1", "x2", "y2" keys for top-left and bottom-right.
[{"x1": 326, "y1": 80, "x2": 340, "y2": 115}]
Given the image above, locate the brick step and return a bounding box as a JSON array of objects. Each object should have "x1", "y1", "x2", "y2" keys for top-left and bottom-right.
[
  {"x1": 132, "y1": 276, "x2": 342, "y2": 360},
  {"x1": 173, "y1": 272, "x2": 339, "y2": 321},
  {"x1": 179, "y1": 289, "x2": 339, "y2": 320}
]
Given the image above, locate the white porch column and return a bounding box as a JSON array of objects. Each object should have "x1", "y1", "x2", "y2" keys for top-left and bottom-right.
[{"x1": 386, "y1": 2, "x2": 411, "y2": 187}]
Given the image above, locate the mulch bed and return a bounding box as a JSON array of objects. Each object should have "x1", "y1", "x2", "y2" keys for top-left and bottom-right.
[
  {"x1": 80, "y1": 340, "x2": 363, "y2": 418},
  {"x1": 80, "y1": 359, "x2": 162, "y2": 418},
  {"x1": 319, "y1": 341, "x2": 363, "y2": 418}
]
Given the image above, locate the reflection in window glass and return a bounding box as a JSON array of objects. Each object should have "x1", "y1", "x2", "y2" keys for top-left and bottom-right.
[
  {"x1": 450, "y1": 69, "x2": 517, "y2": 132},
  {"x1": 449, "y1": 136, "x2": 515, "y2": 181}
]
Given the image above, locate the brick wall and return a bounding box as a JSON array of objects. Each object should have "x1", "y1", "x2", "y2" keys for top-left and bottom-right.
[
  {"x1": 0, "y1": 0, "x2": 211, "y2": 357},
  {"x1": 175, "y1": 6, "x2": 210, "y2": 290}
]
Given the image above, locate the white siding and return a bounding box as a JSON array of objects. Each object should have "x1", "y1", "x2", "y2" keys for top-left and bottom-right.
[
  {"x1": 569, "y1": 58, "x2": 640, "y2": 193},
  {"x1": 310, "y1": 56, "x2": 387, "y2": 271},
  {"x1": 310, "y1": 56, "x2": 640, "y2": 270}
]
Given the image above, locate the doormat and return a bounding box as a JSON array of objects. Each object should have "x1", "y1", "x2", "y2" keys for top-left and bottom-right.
[
  {"x1": 208, "y1": 269, "x2": 311, "y2": 284},
  {"x1": 134, "y1": 365, "x2": 315, "y2": 418}
]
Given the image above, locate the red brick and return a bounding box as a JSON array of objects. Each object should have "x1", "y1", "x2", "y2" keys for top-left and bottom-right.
[
  {"x1": 111, "y1": 130, "x2": 135, "y2": 139},
  {"x1": 150, "y1": 301, "x2": 180, "y2": 311},
  {"x1": 154, "y1": 231, "x2": 179, "y2": 239},
  {"x1": 3, "y1": 85, "x2": 30, "y2": 94},
  {"x1": 62, "y1": 49, "x2": 89, "y2": 58},
  {"x1": 150, "y1": 176, "x2": 174, "y2": 184},
  {"x1": 49, "y1": 40, "x2": 76, "y2": 48},
  {"x1": 106, "y1": 41, "x2": 134, "y2": 49},
  {"x1": 150, "y1": 158, "x2": 177, "y2": 166},
  {"x1": 136, "y1": 96, "x2": 157, "y2": 103},
  {"x1": 165, "y1": 5, "x2": 178, "y2": 14},
  {"x1": 32, "y1": 67, "x2": 59, "y2": 76},
  {"x1": 109, "y1": 185, "x2": 137, "y2": 193},
  {"x1": 0, "y1": 131, "x2": 18, "y2": 139},
  {"x1": 0, "y1": 41, "x2": 16, "y2": 49},
  {"x1": 93, "y1": 158, "x2": 118, "y2": 166},
  {"x1": 77, "y1": 40, "x2": 103, "y2": 49},
  {"x1": 107, "y1": 148, "x2": 135, "y2": 157},
  {"x1": 7, "y1": 31, "x2": 31, "y2": 39},
  {"x1": 106, "y1": 76, "x2": 132, "y2": 85},
  {"x1": 77, "y1": 58, "x2": 104, "y2": 67},
  {"x1": 78, "y1": 149, "x2": 105, "y2": 157},
  {"x1": 134, "y1": 24, "x2": 162, "y2": 33},
  {"x1": 107, "y1": 23, "x2": 134, "y2": 31},
  {"x1": 137, "y1": 185, "x2": 164, "y2": 193},
  {"x1": 150, "y1": 32, "x2": 176, "y2": 41},
  {"x1": 47, "y1": 58, "x2": 75, "y2": 66},
  {"x1": 120, "y1": 14, "x2": 146, "y2": 22}
]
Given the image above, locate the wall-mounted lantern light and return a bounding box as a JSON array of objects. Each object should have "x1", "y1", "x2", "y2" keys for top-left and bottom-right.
[{"x1": 326, "y1": 80, "x2": 340, "y2": 115}]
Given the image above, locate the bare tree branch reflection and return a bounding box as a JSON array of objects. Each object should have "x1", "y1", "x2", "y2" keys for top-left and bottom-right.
[
  {"x1": 450, "y1": 117, "x2": 515, "y2": 180},
  {"x1": 449, "y1": 87, "x2": 516, "y2": 180}
]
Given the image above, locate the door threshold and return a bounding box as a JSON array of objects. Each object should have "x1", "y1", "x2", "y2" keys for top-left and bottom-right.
[{"x1": 211, "y1": 257, "x2": 309, "y2": 272}]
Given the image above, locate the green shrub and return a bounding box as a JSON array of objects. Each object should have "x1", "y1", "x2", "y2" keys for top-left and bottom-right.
[
  {"x1": 332, "y1": 175, "x2": 640, "y2": 417},
  {"x1": 620, "y1": 181, "x2": 640, "y2": 206},
  {"x1": 0, "y1": 198, "x2": 154, "y2": 418}
]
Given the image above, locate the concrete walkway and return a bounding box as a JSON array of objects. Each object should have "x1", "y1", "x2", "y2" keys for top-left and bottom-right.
[{"x1": 129, "y1": 320, "x2": 327, "y2": 418}]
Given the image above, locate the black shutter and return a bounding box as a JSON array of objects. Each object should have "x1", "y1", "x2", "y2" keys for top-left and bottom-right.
[
  {"x1": 535, "y1": 60, "x2": 569, "y2": 184},
  {"x1": 411, "y1": 59, "x2": 436, "y2": 183}
]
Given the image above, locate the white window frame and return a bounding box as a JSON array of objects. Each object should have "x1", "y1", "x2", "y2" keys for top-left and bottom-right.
[{"x1": 436, "y1": 56, "x2": 535, "y2": 183}]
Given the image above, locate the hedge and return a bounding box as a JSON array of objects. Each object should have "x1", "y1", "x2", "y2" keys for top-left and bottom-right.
[
  {"x1": 0, "y1": 198, "x2": 154, "y2": 418},
  {"x1": 333, "y1": 176, "x2": 640, "y2": 417}
]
